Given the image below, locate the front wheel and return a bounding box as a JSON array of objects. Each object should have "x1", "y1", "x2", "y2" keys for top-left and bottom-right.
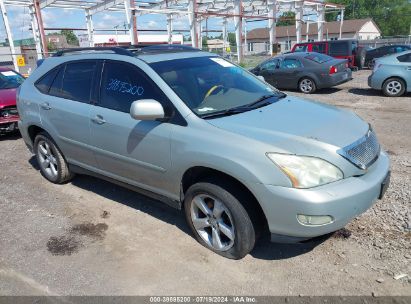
[
  {"x1": 382, "y1": 78, "x2": 405, "y2": 97},
  {"x1": 298, "y1": 77, "x2": 316, "y2": 94},
  {"x1": 184, "y1": 182, "x2": 256, "y2": 259}
]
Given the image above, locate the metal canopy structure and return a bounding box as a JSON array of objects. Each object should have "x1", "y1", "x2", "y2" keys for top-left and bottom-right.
[{"x1": 1, "y1": 0, "x2": 345, "y2": 71}]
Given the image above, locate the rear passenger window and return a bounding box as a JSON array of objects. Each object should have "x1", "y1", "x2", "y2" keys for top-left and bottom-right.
[
  {"x1": 397, "y1": 54, "x2": 411, "y2": 62},
  {"x1": 99, "y1": 61, "x2": 166, "y2": 113},
  {"x1": 49, "y1": 66, "x2": 65, "y2": 97},
  {"x1": 329, "y1": 41, "x2": 350, "y2": 56},
  {"x1": 281, "y1": 59, "x2": 302, "y2": 69},
  {"x1": 60, "y1": 61, "x2": 96, "y2": 103},
  {"x1": 35, "y1": 68, "x2": 59, "y2": 94}
]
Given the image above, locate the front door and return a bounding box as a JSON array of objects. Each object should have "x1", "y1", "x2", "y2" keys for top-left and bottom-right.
[
  {"x1": 275, "y1": 58, "x2": 304, "y2": 89},
  {"x1": 89, "y1": 60, "x2": 173, "y2": 195}
]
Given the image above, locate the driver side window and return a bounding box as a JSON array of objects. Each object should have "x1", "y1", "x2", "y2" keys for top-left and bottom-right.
[
  {"x1": 260, "y1": 59, "x2": 278, "y2": 71},
  {"x1": 99, "y1": 61, "x2": 167, "y2": 113}
]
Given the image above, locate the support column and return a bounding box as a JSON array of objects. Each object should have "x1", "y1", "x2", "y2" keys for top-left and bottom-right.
[
  {"x1": 167, "y1": 14, "x2": 173, "y2": 44},
  {"x1": 339, "y1": 9, "x2": 344, "y2": 39},
  {"x1": 29, "y1": 4, "x2": 42, "y2": 60},
  {"x1": 188, "y1": 0, "x2": 198, "y2": 48},
  {"x1": 33, "y1": 0, "x2": 48, "y2": 57},
  {"x1": 130, "y1": 0, "x2": 138, "y2": 44},
  {"x1": 0, "y1": 0, "x2": 18, "y2": 71},
  {"x1": 222, "y1": 18, "x2": 228, "y2": 56},
  {"x1": 317, "y1": 4, "x2": 324, "y2": 41},
  {"x1": 234, "y1": 0, "x2": 243, "y2": 63},
  {"x1": 124, "y1": 0, "x2": 136, "y2": 45},
  {"x1": 197, "y1": 19, "x2": 202, "y2": 49},
  {"x1": 306, "y1": 19, "x2": 309, "y2": 42},
  {"x1": 295, "y1": 0, "x2": 303, "y2": 44},
  {"x1": 85, "y1": 9, "x2": 94, "y2": 47},
  {"x1": 268, "y1": 0, "x2": 277, "y2": 56}
]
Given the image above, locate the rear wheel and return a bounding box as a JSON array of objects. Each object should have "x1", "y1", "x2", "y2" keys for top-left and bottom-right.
[
  {"x1": 34, "y1": 132, "x2": 74, "y2": 184},
  {"x1": 184, "y1": 181, "x2": 256, "y2": 259},
  {"x1": 382, "y1": 78, "x2": 405, "y2": 97},
  {"x1": 298, "y1": 77, "x2": 316, "y2": 94}
]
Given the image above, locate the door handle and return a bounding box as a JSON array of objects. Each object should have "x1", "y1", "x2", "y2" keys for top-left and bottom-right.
[
  {"x1": 407, "y1": 67, "x2": 411, "y2": 71},
  {"x1": 40, "y1": 102, "x2": 51, "y2": 110},
  {"x1": 91, "y1": 115, "x2": 106, "y2": 125}
]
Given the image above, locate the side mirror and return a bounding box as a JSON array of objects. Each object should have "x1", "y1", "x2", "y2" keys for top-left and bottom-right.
[
  {"x1": 130, "y1": 99, "x2": 165, "y2": 121},
  {"x1": 257, "y1": 75, "x2": 265, "y2": 82}
]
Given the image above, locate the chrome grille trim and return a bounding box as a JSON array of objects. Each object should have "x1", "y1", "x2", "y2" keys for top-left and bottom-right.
[{"x1": 337, "y1": 128, "x2": 380, "y2": 170}]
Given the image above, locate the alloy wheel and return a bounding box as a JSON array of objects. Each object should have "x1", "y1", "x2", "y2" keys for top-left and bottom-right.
[
  {"x1": 300, "y1": 79, "x2": 313, "y2": 93},
  {"x1": 37, "y1": 140, "x2": 59, "y2": 179},
  {"x1": 190, "y1": 194, "x2": 235, "y2": 251},
  {"x1": 386, "y1": 81, "x2": 402, "y2": 95}
]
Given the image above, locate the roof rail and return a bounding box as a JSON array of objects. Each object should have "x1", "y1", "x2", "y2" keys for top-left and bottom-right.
[
  {"x1": 126, "y1": 44, "x2": 200, "y2": 54},
  {"x1": 53, "y1": 47, "x2": 134, "y2": 57}
]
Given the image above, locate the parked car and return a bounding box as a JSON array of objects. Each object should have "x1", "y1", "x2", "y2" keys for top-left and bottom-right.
[
  {"x1": 291, "y1": 39, "x2": 367, "y2": 69},
  {"x1": 17, "y1": 46, "x2": 390, "y2": 259},
  {"x1": 368, "y1": 50, "x2": 411, "y2": 97},
  {"x1": 0, "y1": 67, "x2": 25, "y2": 134},
  {"x1": 250, "y1": 52, "x2": 352, "y2": 93},
  {"x1": 365, "y1": 45, "x2": 411, "y2": 69}
]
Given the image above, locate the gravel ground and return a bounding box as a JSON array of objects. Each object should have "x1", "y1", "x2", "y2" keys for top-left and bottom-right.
[{"x1": 0, "y1": 70, "x2": 409, "y2": 296}]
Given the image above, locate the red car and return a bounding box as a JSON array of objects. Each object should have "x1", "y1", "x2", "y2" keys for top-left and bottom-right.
[
  {"x1": 291, "y1": 40, "x2": 366, "y2": 69},
  {"x1": 0, "y1": 67, "x2": 25, "y2": 134}
]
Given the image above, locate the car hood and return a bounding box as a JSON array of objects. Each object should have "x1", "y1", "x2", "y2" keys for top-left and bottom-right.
[
  {"x1": 207, "y1": 96, "x2": 368, "y2": 151},
  {"x1": 0, "y1": 88, "x2": 17, "y2": 108}
]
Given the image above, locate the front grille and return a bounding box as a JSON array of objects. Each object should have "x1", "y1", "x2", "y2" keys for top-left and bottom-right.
[
  {"x1": 0, "y1": 106, "x2": 18, "y2": 118},
  {"x1": 338, "y1": 129, "x2": 380, "y2": 170}
]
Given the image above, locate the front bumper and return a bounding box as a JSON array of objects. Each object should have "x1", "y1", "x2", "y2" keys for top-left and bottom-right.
[
  {"x1": 0, "y1": 117, "x2": 19, "y2": 133},
  {"x1": 250, "y1": 151, "x2": 390, "y2": 241}
]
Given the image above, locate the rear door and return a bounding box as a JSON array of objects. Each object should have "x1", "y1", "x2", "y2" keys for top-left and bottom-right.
[
  {"x1": 38, "y1": 60, "x2": 98, "y2": 168},
  {"x1": 89, "y1": 59, "x2": 173, "y2": 193}
]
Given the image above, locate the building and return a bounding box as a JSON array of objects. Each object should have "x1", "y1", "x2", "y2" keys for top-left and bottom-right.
[
  {"x1": 78, "y1": 34, "x2": 184, "y2": 47},
  {"x1": 246, "y1": 18, "x2": 381, "y2": 54}
]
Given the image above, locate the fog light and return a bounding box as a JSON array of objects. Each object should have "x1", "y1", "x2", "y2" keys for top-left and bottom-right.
[{"x1": 297, "y1": 214, "x2": 334, "y2": 226}]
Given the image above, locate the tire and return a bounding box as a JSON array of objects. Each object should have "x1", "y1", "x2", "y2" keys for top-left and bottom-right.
[
  {"x1": 34, "y1": 132, "x2": 74, "y2": 184},
  {"x1": 367, "y1": 60, "x2": 374, "y2": 70},
  {"x1": 298, "y1": 77, "x2": 316, "y2": 94},
  {"x1": 382, "y1": 78, "x2": 405, "y2": 97},
  {"x1": 355, "y1": 47, "x2": 366, "y2": 70},
  {"x1": 184, "y1": 181, "x2": 256, "y2": 259}
]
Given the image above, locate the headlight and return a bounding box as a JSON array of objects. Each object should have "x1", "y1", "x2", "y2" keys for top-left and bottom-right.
[{"x1": 267, "y1": 153, "x2": 343, "y2": 188}]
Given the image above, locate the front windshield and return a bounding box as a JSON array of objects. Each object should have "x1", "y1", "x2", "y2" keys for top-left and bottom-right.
[
  {"x1": 150, "y1": 56, "x2": 283, "y2": 117},
  {"x1": 0, "y1": 70, "x2": 25, "y2": 90}
]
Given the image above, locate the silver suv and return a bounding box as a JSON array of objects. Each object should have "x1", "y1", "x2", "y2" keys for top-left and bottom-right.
[{"x1": 17, "y1": 46, "x2": 390, "y2": 259}]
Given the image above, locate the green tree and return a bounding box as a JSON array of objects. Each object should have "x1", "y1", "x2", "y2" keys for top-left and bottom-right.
[
  {"x1": 325, "y1": 0, "x2": 411, "y2": 37},
  {"x1": 61, "y1": 29, "x2": 79, "y2": 46},
  {"x1": 277, "y1": 11, "x2": 296, "y2": 26}
]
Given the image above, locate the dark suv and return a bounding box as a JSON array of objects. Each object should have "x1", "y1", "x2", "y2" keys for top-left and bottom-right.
[{"x1": 292, "y1": 40, "x2": 366, "y2": 69}]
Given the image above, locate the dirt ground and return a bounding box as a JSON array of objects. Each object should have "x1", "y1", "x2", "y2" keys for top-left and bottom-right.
[{"x1": 0, "y1": 70, "x2": 409, "y2": 296}]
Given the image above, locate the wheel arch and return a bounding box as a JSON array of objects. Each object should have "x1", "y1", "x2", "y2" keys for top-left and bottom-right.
[
  {"x1": 27, "y1": 124, "x2": 47, "y2": 145},
  {"x1": 181, "y1": 166, "x2": 269, "y2": 235}
]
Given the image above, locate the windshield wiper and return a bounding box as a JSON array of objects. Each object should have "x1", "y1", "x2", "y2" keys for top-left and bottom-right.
[
  {"x1": 200, "y1": 107, "x2": 247, "y2": 119},
  {"x1": 243, "y1": 93, "x2": 286, "y2": 109},
  {"x1": 200, "y1": 93, "x2": 287, "y2": 119}
]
